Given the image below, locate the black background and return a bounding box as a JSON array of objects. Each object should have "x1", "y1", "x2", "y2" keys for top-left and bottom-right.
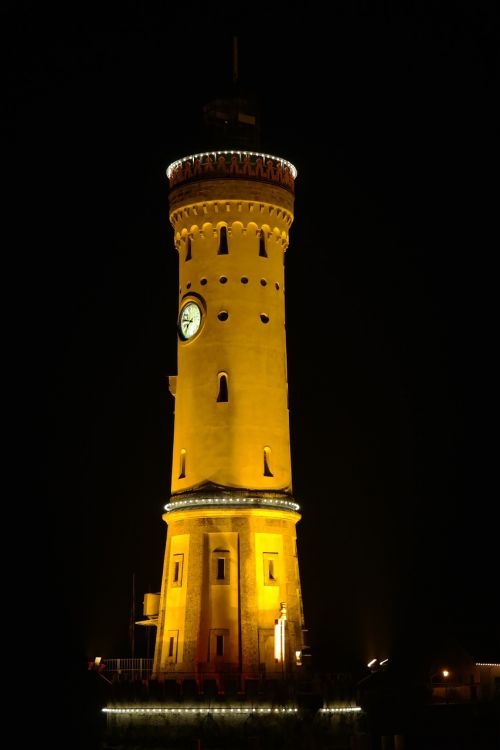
[{"x1": 7, "y1": 2, "x2": 498, "y2": 716}]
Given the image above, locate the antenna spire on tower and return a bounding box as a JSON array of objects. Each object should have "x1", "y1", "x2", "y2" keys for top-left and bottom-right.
[{"x1": 232, "y1": 36, "x2": 239, "y2": 84}]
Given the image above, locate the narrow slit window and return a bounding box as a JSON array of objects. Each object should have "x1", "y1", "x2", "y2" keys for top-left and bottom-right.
[
  {"x1": 218, "y1": 226, "x2": 229, "y2": 254},
  {"x1": 259, "y1": 229, "x2": 267, "y2": 257},
  {"x1": 172, "y1": 554, "x2": 184, "y2": 586},
  {"x1": 179, "y1": 449, "x2": 186, "y2": 479},
  {"x1": 264, "y1": 553, "x2": 278, "y2": 585},
  {"x1": 212, "y1": 549, "x2": 230, "y2": 584},
  {"x1": 263, "y1": 446, "x2": 273, "y2": 477},
  {"x1": 185, "y1": 237, "x2": 192, "y2": 261},
  {"x1": 216, "y1": 635, "x2": 224, "y2": 657},
  {"x1": 217, "y1": 372, "x2": 229, "y2": 402},
  {"x1": 167, "y1": 630, "x2": 178, "y2": 661}
]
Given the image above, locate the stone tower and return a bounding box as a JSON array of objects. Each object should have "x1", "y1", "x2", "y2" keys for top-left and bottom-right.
[{"x1": 153, "y1": 106, "x2": 306, "y2": 688}]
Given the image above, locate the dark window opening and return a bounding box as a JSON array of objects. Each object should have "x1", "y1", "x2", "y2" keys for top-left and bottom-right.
[
  {"x1": 168, "y1": 637, "x2": 175, "y2": 657},
  {"x1": 185, "y1": 237, "x2": 192, "y2": 261},
  {"x1": 260, "y1": 313, "x2": 269, "y2": 324},
  {"x1": 218, "y1": 226, "x2": 229, "y2": 255},
  {"x1": 172, "y1": 554, "x2": 183, "y2": 586},
  {"x1": 260, "y1": 278, "x2": 267, "y2": 286},
  {"x1": 264, "y1": 554, "x2": 278, "y2": 585},
  {"x1": 268, "y1": 559, "x2": 276, "y2": 581},
  {"x1": 264, "y1": 447, "x2": 273, "y2": 477},
  {"x1": 217, "y1": 558, "x2": 225, "y2": 580},
  {"x1": 219, "y1": 276, "x2": 228, "y2": 284},
  {"x1": 179, "y1": 450, "x2": 186, "y2": 479},
  {"x1": 216, "y1": 635, "x2": 224, "y2": 657},
  {"x1": 201, "y1": 277, "x2": 207, "y2": 285},
  {"x1": 241, "y1": 276, "x2": 248, "y2": 284},
  {"x1": 217, "y1": 373, "x2": 229, "y2": 402},
  {"x1": 218, "y1": 311, "x2": 229, "y2": 321},
  {"x1": 259, "y1": 230, "x2": 267, "y2": 257}
]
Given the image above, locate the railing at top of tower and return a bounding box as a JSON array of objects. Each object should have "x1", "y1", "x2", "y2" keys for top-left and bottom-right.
[{"x1": 166, "y1": 151, "x2": 297, "y2": 193}]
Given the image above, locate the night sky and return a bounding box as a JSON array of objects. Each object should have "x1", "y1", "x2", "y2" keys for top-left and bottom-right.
[{"x1": 10, "y1": 5, "x2": 498, "y2": 693}]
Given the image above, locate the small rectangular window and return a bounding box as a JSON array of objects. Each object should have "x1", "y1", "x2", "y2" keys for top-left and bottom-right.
[
  {"x1": 263, "y1": 552, "x2": 278, "y2": 585},
  {"x1": 166, "y1": 630, "x2": 178, "y2": 662},
  {"x1": 209, "y1": 628, "x2": 228, "y2": 662},
  {"x1": 212, "y1": 549, "x2": 230, "y2": 584},
  {"x1": 172, "y1": 553, "x2": 184, "y2": 587}
]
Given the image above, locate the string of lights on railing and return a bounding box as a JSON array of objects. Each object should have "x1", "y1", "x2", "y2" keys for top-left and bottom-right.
[
  {"x1": 320, "y1": 707, "x2": 362, "y2": 713},
  {"x1": 167, "y1": 151, "x2": 297, "y2": 180},
  {"x1": 164, "y1": 496, "x2": 300, "y2": 513},
  {"x1": 475, "y1": 663, "x2": 500, "y2": 667}
]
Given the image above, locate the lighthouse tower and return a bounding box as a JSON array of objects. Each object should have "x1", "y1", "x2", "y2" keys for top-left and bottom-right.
[{"x1": 153, "y1": 97, "x2": 305, "y2": 688}]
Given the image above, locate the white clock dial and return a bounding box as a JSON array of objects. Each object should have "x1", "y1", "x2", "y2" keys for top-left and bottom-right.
[{"x1": 179, "y1": 301, "x2": 202, "y2": 340}]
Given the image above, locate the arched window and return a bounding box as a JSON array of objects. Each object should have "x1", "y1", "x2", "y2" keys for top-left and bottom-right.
[
  {"x1": 217, "y1": 372, "x2": 229, "y2": 403},
  {"x1": 263, "y1": 446, "x2": 273, "y2": 477},
  {"x1": 259, "y1": 229, "x2": 267, "y2": 257},
  {"x1": 179, "y1": 449, "x2": 186, "y2": 479},
  {"x1": 218, "y1": 226, "x2": 229, "y2": 255}
]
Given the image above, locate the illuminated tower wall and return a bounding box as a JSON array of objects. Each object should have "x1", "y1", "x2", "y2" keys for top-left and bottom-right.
[{"x1": 153, "y1": 149, "x2": 305, "y2": 684}]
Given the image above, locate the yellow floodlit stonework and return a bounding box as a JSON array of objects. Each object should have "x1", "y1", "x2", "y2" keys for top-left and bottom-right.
[{"x1": 153, "y1": 151, "x2": 305, "y2": 683}]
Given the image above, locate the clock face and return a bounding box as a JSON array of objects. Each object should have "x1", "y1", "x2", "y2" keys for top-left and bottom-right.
[{"x1": 178, "y1": 301, "x2": 202, "y2": 340}]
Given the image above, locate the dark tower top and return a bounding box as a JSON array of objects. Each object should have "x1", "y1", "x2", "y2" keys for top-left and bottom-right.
[
  {"x1": 201, "y1": 93, "x2": 261, "y2": 151},
  {"x1": 199, "y1": 37, "x2": 261, "y2": 151}
]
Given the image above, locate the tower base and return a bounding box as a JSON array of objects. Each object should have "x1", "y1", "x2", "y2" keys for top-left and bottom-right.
[{"x1": 153, "y1": 492, "x2": 306, "y2": 686}]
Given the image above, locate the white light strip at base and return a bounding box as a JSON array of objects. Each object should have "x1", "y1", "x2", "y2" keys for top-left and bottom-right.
[
  {"x1": 103, "y1": 706, "x2": 298, "y2": 715},
  {"x1": 320, "y1": 707, "x2": 362, "y2": 713}
]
